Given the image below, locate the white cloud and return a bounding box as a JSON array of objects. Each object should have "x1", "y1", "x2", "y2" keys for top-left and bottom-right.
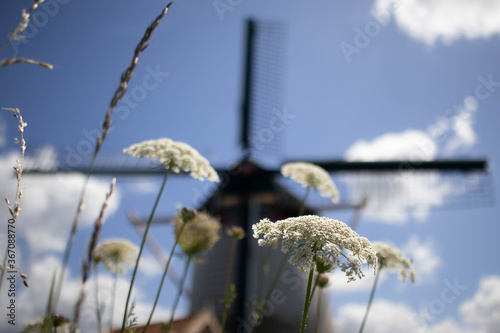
[
  {"x1": 339, "y1": 169, "x2": 452, "y2": 223},
  {"x1": 24, "y1": 145, "x2": 59, "y2": 171},
  {"x1": 0, "y1": 150, "x2": 121, "y2": 253},
  {"x1": 0, "y1": 254, "x2": 171, "y2": 333},
  {"x1": 335, "y1": 299, "x2": 475, "y2": 333},
  {"x1": 460, "y1": 275, "x2": 500, "y2": 333},
  {"x1": 345, "y1": 130, "x2": 437, "y2": 162},
  {"x1": 372, "y1": 0, "x2": 500, "y2": 45},
  {"x1": 139, "y1": 254, "x2": 163, "y2": 278},
  {"x1": 403, "y1": 235, "x2": 441, "y2": 283},
  {"x1": 0, "y1": 147, "x2": 182, "y2": 332},
  {"x1": 342, "y1": 96, "x2": 479, "y2": 223},
  {"x1": 336, "y1": 300, "x2": 422, "y2": 333},
  {"x1": 328, "y1": 267, "x2": 383, "y2": 294},
  {"x1": 335, "y1": 275, "x2": 500, "y2": 333},
  {"x1": 343, "y1": 130, "x2": 445, "y2": 223},
  {"x1": 127, "y1": 178, "x2": 160, "y2": 194},
  {"x1": 440, "y1": 96, "x2": 479, "y2": 155},
  {"x1": 2, "y1": 255, "x2": 79, "y2": 331},
  {"x1": 328, "y1": 235, "x2": 440, "y2": 295},
  {"x1": 79, "y1": 270, "x2": 172, "y2": 333}
]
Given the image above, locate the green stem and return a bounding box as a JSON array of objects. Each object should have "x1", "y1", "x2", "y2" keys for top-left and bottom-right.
[
  {"x1": 94, "y1": 267, "x2": 102, "y2": 333},
  {"x1": 220, "y1": 239, "x2": 238, "y2": 333},
  {"x1": 298, "y1": 187, "x2": 311, "y2": 216},
  {"x1": 308, "y1": 273, "x2": 320, "y2": 306},
  {"x1": 143, "y1": 223, "x2": 185, "y2": 333},
  {"x1": 358, "y1": 272, "x2": 381, "y2": 333},
  {"x1": 42, "y1": 270, "x2": 57, "y2": 333},
  {"x1": 166, "y1": 255, "x2": 192, "y2": 333},
  {"x1": 121, "y1": 169, "x2": 171, "y2": 332},
  {"x1": 300, "y1": 268, "x2": 315, "y2": 333}
]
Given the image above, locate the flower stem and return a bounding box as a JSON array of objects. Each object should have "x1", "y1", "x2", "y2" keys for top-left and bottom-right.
[
  {"x1": 300, "y1": 268, "x2": 315, "y2": 333},
  {"x1": 358, "y1": 272, "x2": 381, "y2": 333},
  {"x1": 121, "y1": 168, "x2": 171, "y2": 332},
  {"x1": 166, "y1": 255, "x2": 192, "y2": 333},
  {"x1": 143, "y1": 223, "x2": 185, "y2": 333},
  {"x1": 220, "y1": 238, "x2": 238, "y2": 333},
  {"x1": 308, "y1": 273, "x2": 320, "y2": 306},
  {"x1": 298, "y1": 187, "x2": 311, "y2": 216}
]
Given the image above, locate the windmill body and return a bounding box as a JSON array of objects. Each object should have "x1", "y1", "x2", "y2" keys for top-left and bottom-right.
[{"x1": 191, "y1": 158, "x2": 336, "y2": 333}]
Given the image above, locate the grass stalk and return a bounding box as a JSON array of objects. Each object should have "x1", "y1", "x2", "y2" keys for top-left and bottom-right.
[
  {"x1": 54, "y1": 0, "x2": 175, "y2": 313},
  {"x1": 1, "y1": 0, "x2": 46, "y2": 55},
  {"x1": 0, "y1": 107, "x2": 27, "y2": 294},
  {"x1": 74, "y1": 178, "x2": 115, "y2": 325},
  {"x1": 0, "y1": 57, "x2": 53, "y2": 68}
]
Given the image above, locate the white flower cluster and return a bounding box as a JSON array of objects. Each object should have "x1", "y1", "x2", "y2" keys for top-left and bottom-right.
[
  {"x1": 20, "y1": 317, "x2": 78, "y2": 333},
  {"x1": 252, "y1": 215, "x2": 377, "y2": 281},
  {"x1": 173, "y1": 210, "x2": 221, "y2": 257},
  {"x1": 94, "y1": 238, "x2": 139, "y2": 275},
  {"x1": 373, "y1": 241, "x2": 415, "y2": 282},
  {"x1": 281, "y1": 162, "x2": 339, "y2": 203},
  {"x1": 123, "y1": 138, "x2": 219, "y2": 182}
]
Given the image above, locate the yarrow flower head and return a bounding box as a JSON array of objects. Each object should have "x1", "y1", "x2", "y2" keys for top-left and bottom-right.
[
  {"x1": 281, "y1": 162, "x2": 339, "y2": 203},
  {"x1": 226, "y1": 226, "x2": 246, "y2": 241},
  {"x1": 252, "y1": 215, "x2": 377, "y2": 282},
  {"x1": 173, "y1": 210, "x2": 221, "y2": 257},
  {"x1": 373, "y1": 241, "x2": 415, "y2": 283},
  {"x1": 123, "y1": 138, "x2": 219, "y2": 182},
  {"x1": 94, "y1": 238, "x2": 139, "y2": 275}
]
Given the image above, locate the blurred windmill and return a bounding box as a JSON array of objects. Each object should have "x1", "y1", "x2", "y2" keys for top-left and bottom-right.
[{"x1": 23, "y1": 18, "x2": 492, "y2": 333}]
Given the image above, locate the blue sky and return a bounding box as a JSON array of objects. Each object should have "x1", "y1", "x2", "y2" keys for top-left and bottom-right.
[{"x1": 1, "y1": 0, "x2": 500, "y2": 332}]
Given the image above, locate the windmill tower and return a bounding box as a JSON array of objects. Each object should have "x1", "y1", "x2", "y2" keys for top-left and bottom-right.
[{"x1": 186, "y1": 19, "x2": 337, "y2": 333}]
